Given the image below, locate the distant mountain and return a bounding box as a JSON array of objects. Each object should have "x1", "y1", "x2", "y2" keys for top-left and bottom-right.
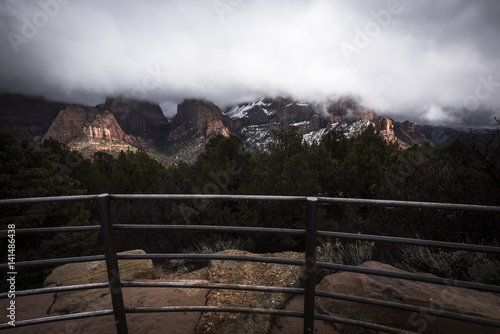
[
  {"x1": 0, "y1": 93, "x2": 67, "y2": 143},
  {"x1": 0, "y1": 93, "x2": 467, "y2": 163},
  {"x1": 220, "y1": 97, "x2": 426, "y2": 150},
  {"x1": 43, "y1": 104, "x2": 137, "y2": 156},
  {"x1": 104, "y1": 96, "x2": 170, "y2": 138}
]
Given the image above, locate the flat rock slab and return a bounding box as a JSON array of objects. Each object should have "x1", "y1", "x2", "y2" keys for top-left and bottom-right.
[
  {"x1": 0, "y1": 281, "x2": 209, "y2": 334},
  {"x1": 316, "y1": 261, "x2": 500, "y2": 334},
  {"x1": 44, "y1": 249, "x2": 157, "y2": 314},
  {"x1": 196, "y1": 249, "x2": 305, "y2": 334},
  {"x1": 270, "y1": 294, "x2": 340, "y2": 334}
]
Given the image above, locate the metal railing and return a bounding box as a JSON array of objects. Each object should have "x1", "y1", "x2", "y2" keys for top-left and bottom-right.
[{"x1": 1, "y1": 194, "x2": 500, "y2": 334}]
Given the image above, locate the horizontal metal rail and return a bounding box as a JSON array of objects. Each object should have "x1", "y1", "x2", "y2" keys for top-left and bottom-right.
[
  {"x1": 0, "y1": 194, "x2": 100, "y2": 206},
  {"x1": 116, "y1": 253, "x2": 500, "y2": 293},
  {"x1": 317, "y1": 196, "x2": 500, "y2": 213},
  {"x1": 317, "y1": 230, "x2": 500, "y2": 254},
  {"x1": 0, "y1": 283, "x2": 109, "y2": 299},
  {"x1": 122, "y1": 281, "x2": 500, "y2": 329},
  {"x1": 117, "y1": 253, "x2": 305, "y2": 266},
  {"x1": 124, "y1": 306, "x2": 417, "y2": 334},
  {"x1": 0, "y1": 310, "x2": 114, "y2": 329},
  {"x1": 0, "y1": 255, "x2": 105, "y2": 270},
  {"x1": 316, "y1": 261, "x2": 500, "y2": 293},
  {"x1": 113, "y1": 224, "x2": 305, "y2": 236},
  {"x1": 114, "y1": 224, "x2": 500, "y2": 255},
  {"x1": 109, "y1": 193, "x2": 307, "y2": 202},
  {"x1": 1, "y1": 193, "x2": 499, "y2": 334},
  {"x1": 122, "y1": 280, "x2": 304, "y2": 294},
  {"x1": 2, "y1": 193, "x2": 499, "y2": 211},
  {"x1": 0, "y1": 225, "x2": 100, "y2": 238},
  {"x1": 314, "y1": 289, "x2": 500, "y2": 329}
]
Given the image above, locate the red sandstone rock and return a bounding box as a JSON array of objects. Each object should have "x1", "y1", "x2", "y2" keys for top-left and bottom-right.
[
  {"x1": 170, "y1": 99, "x2": 230, "y2": 141},
  {"x1": 44, "y1": 105, "x2": 125, "y2": 143},
  {"x1": 316, "y1": 261, "x2": 500, "y2": 334}
]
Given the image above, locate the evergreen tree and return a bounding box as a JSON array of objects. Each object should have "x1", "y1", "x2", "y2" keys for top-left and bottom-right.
[
  {"x1": 0, "y1": 130, "x2": 99, "y2": 289},
  {"x1": 111, "y1": 148, "x2": 168, "y2": 193}
]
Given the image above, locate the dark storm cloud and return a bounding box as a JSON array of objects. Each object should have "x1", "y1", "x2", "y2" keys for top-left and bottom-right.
[{"x1": 0, "y1": 0, "x2": 498, "y2": 125}]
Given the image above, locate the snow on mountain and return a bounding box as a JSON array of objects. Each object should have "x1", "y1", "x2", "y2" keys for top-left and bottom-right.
[
  {"x1": 335, "y1": 119, "x2": 372, "y2": 138},
  {"x1": 290, "y1": 120, "x2": 310, "y2": 127},
  {"x1": 238, "y1": 124, "x2": 275, "y2": 151},
  {"x1": 303, "y1": 127, "x2": 329, "y2": 145},
  {"x1": 224, "y1": 99, "x2": 274, "y2": 119}
]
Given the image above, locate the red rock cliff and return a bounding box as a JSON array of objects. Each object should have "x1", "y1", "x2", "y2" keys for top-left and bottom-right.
[
  {"x1": 169, "y1": 99, "x2": 230, "y2": 140},
  {"x1": 44, "y1": 105, "x2": 125, "y2": 143},
  {"x1": 104, "y1": 97, "x2": 169, "y2": 137}
]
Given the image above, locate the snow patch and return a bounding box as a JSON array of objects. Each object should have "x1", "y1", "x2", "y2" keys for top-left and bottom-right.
[
  {"x1": 303, "y1": 128, "x2": 328, "y2": 145},
  {"x1": 224, "y1": 99, "x2": 274, "y2": 119},
  {"x1": 239, "y1": 124, "x2": 273, "y2": 151},
  {"x1": 290, "y1": 120, "x2": 310, "y2": 127},
  {"x1": 333, "y1": 120, "x2": 371, "y2": 138}
]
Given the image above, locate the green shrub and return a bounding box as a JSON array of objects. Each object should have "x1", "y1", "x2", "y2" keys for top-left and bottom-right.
[
  {"x1": 317, "y1": 239, "x2": 375, "y2": 267},
  {"x1": 397, "y1": 246, "x2": 500, "y2": 285},
  {"x1": 169, "y1": 236, "x2": 242, "y2": 272}
]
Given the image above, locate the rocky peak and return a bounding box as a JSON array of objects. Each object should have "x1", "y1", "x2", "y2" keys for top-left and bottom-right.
[
  {"x1": 371, "y1": 116, "x2": 397, "y2": 144},
  {"x1": 394, "y1": 119, "x2": 427, "y2": 146},
  {"x1": 224, "y1": 97, "x2": 317, "y2": 128},
  {"x1": 44, "y1": 105, "x2": 125, "y2": 143},
  {"x1": 104, "y1": 96, "x2": 169, "y2": 137},
  {"x1": 169, "y1": 99, "x2": 230, "y2": 140},
  {"x1": 371, "y1": 116, "x2": 426, "y2": 149},
  {"x1": 222, "y1": 96, "x2": 378, "y2": 151}
]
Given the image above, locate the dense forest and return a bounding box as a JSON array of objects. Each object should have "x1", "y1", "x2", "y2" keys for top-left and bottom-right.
[{"x1": 1, "y1": 123, "x2": 499, "y2": 289}]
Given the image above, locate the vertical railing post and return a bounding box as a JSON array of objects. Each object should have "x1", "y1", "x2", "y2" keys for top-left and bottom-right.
[
  {"x1": 304, "y1": 197, "x2": 318, "y2": 334},
  {"x1": 98, "y1": 194, "x2": 128, "y2": 334}
]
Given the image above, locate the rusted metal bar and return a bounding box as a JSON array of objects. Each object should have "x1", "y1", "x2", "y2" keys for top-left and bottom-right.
[{"x1": 98, "y1": 194, "x2": 128, "y2": 334}]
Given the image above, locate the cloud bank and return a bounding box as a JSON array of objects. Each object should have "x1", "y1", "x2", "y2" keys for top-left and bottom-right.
[{"x1": 0, "y1": 0, "x2": 499, "y2": 125}]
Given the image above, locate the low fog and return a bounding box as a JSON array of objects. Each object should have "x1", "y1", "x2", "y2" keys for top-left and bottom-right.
[{"x1": 0, "y1": 0, "x2": 499, "y2": 126}]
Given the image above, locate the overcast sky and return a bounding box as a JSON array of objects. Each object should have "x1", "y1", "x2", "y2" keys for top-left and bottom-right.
[{"x1": 1, "y1": 0, "x2": 499, "y2": 126}]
